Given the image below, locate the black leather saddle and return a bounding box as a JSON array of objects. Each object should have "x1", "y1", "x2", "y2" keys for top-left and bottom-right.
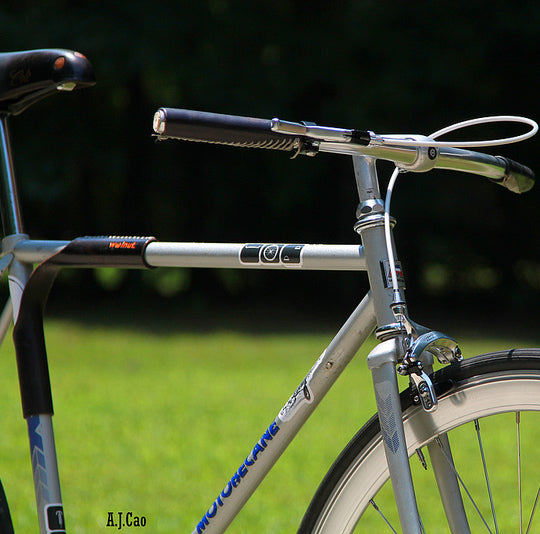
[{"x1": 0, "y1": 49, "x2": 95, "y2": 115}]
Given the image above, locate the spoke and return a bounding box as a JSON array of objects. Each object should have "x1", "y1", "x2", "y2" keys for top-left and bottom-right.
[
  {"x1": 416, "y1": 448, "x2": 428, "y2": 470},
  {"x1": 475, "y1": 419, "x2": 499, "y2": 534},
  {"x1": 436, "y1": 436, "x2": 493, "y2": 533},
  {"x1": 414, "y1": 450, "x2": 427, "y2": 533},
  {"x1": 517, "y1": 412, "x2": 522, "y2": 534},
  {"x1": 525, "y1": 486, "x2": 540, "y2": 534},
  {"x1": 369, "y1": 499, "x2": 398, "y2": 533}
]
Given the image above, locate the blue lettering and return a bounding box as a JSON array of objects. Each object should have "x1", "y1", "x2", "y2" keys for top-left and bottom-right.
[
  {"x1": 252, "y1": 443, "x2": 264, "y2": 461},
  {"x1": 206, "y1": 502, "x2": 218, "y2": 518},
  {"x1": 260, "y1": 428, "x2": 272, "y2": 447},
  {"x1": 221, "y1": 481, "x2": 233, "y2": 498},
  {"x1": 193, "y1": 422, "x2": 281, "y2": 534},
  {"x1": 238, "y1": 463, "x2": 248, "y2": 478},
  {"x1": 197, "y1": 516, "x2": 209, "y2": 533}
]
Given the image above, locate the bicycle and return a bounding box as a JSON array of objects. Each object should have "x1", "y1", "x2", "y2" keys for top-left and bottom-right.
[{"x1": 0, "y1": 48, "x2": 539, "y2": 534}]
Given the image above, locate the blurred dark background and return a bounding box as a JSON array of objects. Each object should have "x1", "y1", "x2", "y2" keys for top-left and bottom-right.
[{"x1": 1, "y1": 1, "x2": 538, "y2": 330}]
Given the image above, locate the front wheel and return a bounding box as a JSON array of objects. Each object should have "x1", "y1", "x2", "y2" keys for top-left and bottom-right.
[{"x1": 298, "y1": 349, "x2": 540, "y2": 533}]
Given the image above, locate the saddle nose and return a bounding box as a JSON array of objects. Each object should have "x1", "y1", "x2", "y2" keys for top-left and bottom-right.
[{"x1": 0, "y1": 48, "x2": 96, "y2": 116}]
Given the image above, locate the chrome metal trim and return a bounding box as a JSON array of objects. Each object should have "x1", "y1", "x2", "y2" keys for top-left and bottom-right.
[{"x1": 12, "y1": 240, "x2": 69, "y2": 264}]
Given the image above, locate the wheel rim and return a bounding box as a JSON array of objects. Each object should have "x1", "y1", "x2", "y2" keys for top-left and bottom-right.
[{"x1": 314, "y1": 371, "x2": 540, "y2": 533}]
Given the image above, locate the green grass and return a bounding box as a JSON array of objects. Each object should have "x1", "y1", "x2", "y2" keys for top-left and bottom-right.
[{"x1": 0, "y1": 314, "x2": 537, "y2": 533}]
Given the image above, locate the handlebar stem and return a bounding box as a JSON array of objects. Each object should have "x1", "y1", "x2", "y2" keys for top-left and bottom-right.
[
  {"x1": 375, "y1": 135, "x2": 440, "y2": 172},
  {"x1": 352, "y1": 155, "x2": 407, "y2": 328}
]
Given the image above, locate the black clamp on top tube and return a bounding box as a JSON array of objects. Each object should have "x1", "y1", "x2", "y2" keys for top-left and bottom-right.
[
  {"x1": 13, "y1": 236, "x2": 155, "y2": 418},
  {"x1": 50, "y1": 236, "x2": 157, "y2": 268}
]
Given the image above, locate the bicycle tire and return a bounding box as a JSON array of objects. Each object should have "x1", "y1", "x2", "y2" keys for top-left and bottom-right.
[{"x1": 298, "y1": 348, "x2": 540, "y2": 533}]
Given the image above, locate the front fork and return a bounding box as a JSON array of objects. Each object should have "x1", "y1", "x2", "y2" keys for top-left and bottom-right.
[
  {"x1": 368, "y1": 339, "x2": 423, "y2": 533},
  {"x1": 366, "y1": 324, "x2": 470, "y2": 534}
]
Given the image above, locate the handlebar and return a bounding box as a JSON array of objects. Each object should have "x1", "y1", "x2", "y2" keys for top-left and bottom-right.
[
  {"x1": 153, "y1": 107, "x2": 535, "y2": 194},
  {"x1": 153, "y1": 108, "x2": 303, "y2": 152}
]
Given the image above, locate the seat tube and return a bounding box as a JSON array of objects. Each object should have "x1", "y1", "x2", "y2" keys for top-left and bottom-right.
[
  {"x1": 1, "y1": 115, "x2": 66, "y2": 534},
  {"x1": 1, "y1": 114, "x2": 29, "y2": 319},
  {"x1": 14, "y1": 292, "x2": 66, "y2": 534},
  {"x1": 0, "y1": 115, "x2": 32, "y2": 322},
  {"x1": 352, "y1": 156, "x2": 421, "y2": 533},
  {"x1": 0, "y1": 116, "x2": 24, "y2": 236},
  {"x1": 26, "y1": 415, "x2": 66, "y2": 534}
]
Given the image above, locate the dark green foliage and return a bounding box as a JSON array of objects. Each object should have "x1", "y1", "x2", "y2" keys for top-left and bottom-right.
[{"x1": 1, "y1": 1, "x2": 538, "y2": 313}]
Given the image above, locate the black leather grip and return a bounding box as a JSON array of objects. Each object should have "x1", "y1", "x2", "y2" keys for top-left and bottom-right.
[
  {"x1": 493, "y1": 156, "x2": 535, "y2": 194},
  {"x1": 153, "y1": 108, "x2": 303, "y2": 152}
]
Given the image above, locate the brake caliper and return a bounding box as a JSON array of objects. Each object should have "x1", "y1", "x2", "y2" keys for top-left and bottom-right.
[{"x1": 398, "y1": 330, "x2": 462, "y2": 413}]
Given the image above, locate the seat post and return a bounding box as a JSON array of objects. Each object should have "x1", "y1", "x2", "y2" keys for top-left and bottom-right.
[{"x1": 0, "y1": 115, "x2": 25, "y2": 236}]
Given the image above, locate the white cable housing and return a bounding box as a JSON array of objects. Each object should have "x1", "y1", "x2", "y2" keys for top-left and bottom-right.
[{"x1": 383, "y1": 115, "x2": 537, "y2": 298}]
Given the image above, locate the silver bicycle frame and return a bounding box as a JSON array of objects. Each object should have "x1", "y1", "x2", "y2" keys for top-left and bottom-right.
[
  {"x1": 178, "y1": 154, "x2": 423, "y2": 534},
  {"x1": 5, "y1": 234, "x2": 401, "y2": 534},
  {"x1": 2, "y1": 116, "x2": 467, "y2": 533}
]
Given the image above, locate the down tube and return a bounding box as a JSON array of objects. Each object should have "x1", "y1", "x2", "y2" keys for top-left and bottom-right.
[{"x1": 192, "y1": 292, "x2": 376, "y2": 534}]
